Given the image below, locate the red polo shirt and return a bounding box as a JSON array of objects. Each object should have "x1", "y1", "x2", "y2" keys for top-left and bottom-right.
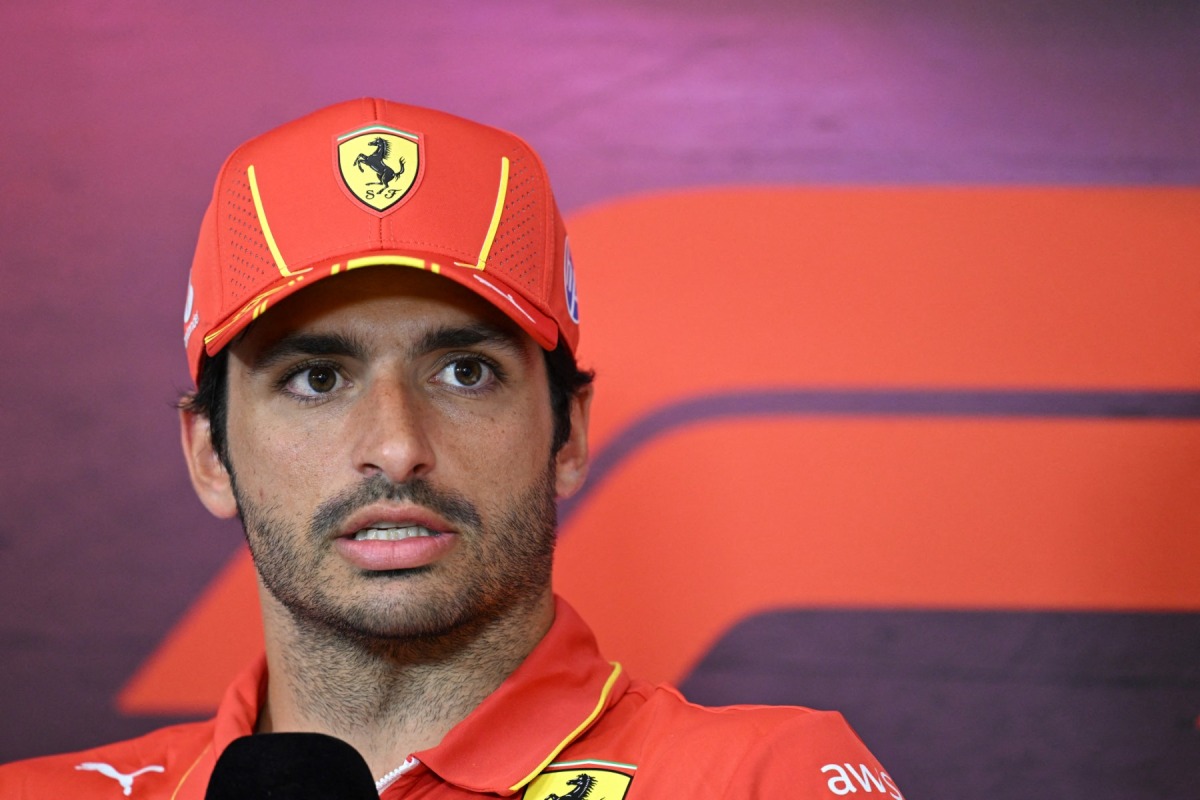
[{"x1": 0, "y1": 598, "x2": 902, "y2": 799}]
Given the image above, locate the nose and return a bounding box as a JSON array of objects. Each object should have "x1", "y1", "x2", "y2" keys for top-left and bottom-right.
[{"x1": 348, "y1": 377, "x2": 436, "y2": 482}]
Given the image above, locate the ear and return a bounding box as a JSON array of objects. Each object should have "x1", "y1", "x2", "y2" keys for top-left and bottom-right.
[
  {"x1": 554, "y1": 384, "x2": 593, "y2": 499},
  {"x1": 180, "y1": 408, "x2": 238, "y2": 519}
]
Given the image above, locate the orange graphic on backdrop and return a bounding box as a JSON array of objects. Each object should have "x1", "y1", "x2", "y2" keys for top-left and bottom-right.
[{"x1": 119, "y1": 187, "x2": 1200, "y2": 714}]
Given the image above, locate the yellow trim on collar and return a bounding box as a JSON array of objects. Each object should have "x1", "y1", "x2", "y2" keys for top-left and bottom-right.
[
  {"x1": 170, "y1": 743, "x2": 211, "y2": 800},
  {"x1": 508, "y1": 661, "x2": 624, "y2": 792}
]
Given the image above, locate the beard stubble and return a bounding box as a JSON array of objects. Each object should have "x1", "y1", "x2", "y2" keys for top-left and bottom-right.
[{"x1": 234, "y1": 466, "x2": 559, "y2": 645}]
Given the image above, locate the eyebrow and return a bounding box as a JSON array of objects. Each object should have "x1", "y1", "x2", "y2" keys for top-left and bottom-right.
[
  {"x1": 413, "y1": 322, "x2": 528, "y2": 361},
  {"x1": 249, "y1": 331, "x2": 368, "y2": 373},
  {"x1": 247, "y1": 323, "x2": 529, "y2": 374}
]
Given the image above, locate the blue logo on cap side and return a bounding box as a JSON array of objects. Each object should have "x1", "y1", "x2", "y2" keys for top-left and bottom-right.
[{"x1": 564, "y1": 240, "x2": 580, "y2": 324}]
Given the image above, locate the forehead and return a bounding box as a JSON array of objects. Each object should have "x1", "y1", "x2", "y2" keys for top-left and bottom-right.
[{"x1": 232, "y1": 266, "x2": 533, "y2": 354}]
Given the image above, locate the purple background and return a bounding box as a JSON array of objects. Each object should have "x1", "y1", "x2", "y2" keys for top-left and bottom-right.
[{"x1": 2, "y1": 1, "x2": 1198, "y2": 796}]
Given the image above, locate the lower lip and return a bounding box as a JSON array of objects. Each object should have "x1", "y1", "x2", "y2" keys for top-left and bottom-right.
[{"x1": 334, "y1": 533, "x2": 459, "y2": 571}]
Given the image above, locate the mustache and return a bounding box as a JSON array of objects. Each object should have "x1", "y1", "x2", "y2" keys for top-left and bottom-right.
[{"x1": 310, "y1": 474, "x2": 482, "y2": 537}]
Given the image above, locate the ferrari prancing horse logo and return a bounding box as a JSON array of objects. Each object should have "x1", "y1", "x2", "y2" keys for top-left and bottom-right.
[
  {"x1": 336, "y1": 124, "x2": 421, "y2": 214},
  {"x1": 522, "y1": 768, "x2": 632, "y2": 800}
]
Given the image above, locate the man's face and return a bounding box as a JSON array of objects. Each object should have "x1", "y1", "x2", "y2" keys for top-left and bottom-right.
[{"x1": 188, "y1": 267, "x2": 587, "y2": 641}]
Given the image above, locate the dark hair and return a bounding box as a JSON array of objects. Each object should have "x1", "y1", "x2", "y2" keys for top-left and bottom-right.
[
  {"x1": 180, "y1": 347, "x2": 232, "y2": 471},
  {"x1": 542, "y1": 339, "x2": 596, "y2": 454},
  {"x1": 180, "y1": 339, "x2": 593, "y2": 470}
]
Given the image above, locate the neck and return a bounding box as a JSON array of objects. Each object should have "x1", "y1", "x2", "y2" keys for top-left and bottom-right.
[{"x1": 256, "y1": 587, "x2": 555, "y2": 779}]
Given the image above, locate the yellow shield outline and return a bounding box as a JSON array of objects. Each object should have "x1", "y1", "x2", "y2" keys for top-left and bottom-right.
[
  {"x1": 522, "y1": 768, "x2": 633, "y2": 800},
  {"x1": 335, "y1": 124, "x2": 421, "y2": 215}
]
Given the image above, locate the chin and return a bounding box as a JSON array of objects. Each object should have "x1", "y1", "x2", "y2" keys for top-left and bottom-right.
[{"x1": 284, "y1": 585, "x2": 513, "y2": 644}]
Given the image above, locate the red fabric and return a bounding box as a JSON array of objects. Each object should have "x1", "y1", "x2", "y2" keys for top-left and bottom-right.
[
  {"x1": 185, "y1": 98, "x2": 574, "y2": 384},
  {"x1": 0, "y1": 598, "x2": 899, "y2": 799}
]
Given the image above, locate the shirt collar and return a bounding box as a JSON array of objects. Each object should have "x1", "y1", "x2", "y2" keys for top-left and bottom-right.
[
  {"x1": 209, "y1": 598, "x2": 627, "y2": 796},
  {"x1": 212, "y1": 653, "x2": 268, "y2": 753},
  {"x1": 415, "y1": 597, "x2": 627, "y2": 795}
]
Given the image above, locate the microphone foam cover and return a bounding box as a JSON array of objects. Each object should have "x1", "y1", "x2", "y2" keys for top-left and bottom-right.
[{"x1": 205, "y1": 732, "x2": 378, "y2": 799}]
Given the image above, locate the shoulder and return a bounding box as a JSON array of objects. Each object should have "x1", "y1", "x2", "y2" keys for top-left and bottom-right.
[
  {"x1": 0, "y1": 720, "x2": 214, "y2": 800},
  {"x1": 590, "y1": 682, "x2": 904, "y2": 799},
  {"x1": 616, "y1": 680, "x2": 870, "y2": 746}
]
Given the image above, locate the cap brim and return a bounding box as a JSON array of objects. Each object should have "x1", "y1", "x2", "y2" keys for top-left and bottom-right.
[{"x1": 200, "y1": 250, "x2": 560, "y2": 366}]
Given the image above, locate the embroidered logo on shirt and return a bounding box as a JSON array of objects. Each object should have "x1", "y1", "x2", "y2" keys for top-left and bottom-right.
[
  {"x1": 821, "y1": 763, "x2": 904, "y2": 798},
  {"x1": 75, "y1": 762, "x2": 166, "y2": 797},
  {"x1": 523, "y1": 767, "x2": 632, "y2": 800}
]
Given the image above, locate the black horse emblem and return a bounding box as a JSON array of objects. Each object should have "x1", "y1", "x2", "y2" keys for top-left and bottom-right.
[
  {"x1": 352, "y1": 137, "x2": 407, "y2": 189},
  {"x1": 545, "y1": 773, "x2": 597, "y2": 800}
]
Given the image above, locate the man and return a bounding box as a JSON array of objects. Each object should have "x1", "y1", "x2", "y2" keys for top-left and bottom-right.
[{"x1": 0, "y1": 98, "x2": 902, "y2": 799}]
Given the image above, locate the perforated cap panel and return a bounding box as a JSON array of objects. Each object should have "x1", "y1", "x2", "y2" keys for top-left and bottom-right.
[
  {"x1": 221, "y1": 170, "x2": 275, "y2": 298},
  {"x1": 490, "y1": 150, "x2": 545, "y2": 298}
]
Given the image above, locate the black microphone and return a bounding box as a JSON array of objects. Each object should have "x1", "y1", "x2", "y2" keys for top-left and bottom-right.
[{"x1": 205, "y1": 733, "x2": 378, "y2": 799}]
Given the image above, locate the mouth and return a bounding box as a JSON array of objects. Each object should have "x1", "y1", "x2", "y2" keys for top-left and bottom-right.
[
  {"x1": 335, "y1": 512, "x2": 461, "y2": 572},
  {"x1": 351, "y1": 524, "x2": 442, "y2": 542}
]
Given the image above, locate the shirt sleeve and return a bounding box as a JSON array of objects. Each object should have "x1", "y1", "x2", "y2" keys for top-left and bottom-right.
[{"x1": 718, "y1": 710, "x2": 905, "y2": 800}]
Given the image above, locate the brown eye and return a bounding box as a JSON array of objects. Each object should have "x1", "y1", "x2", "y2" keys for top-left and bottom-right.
[
  {"x1": 307, "y1": 367, "x2": 338, "y2": 393},
  {"x1": 438, "y1": 358, "x2": 494, "y2": 390},
  {"x1": 453, "y1": 360, "x2": 484, "y2": 386},
  {"x1": 283, "y1": 363, "x2": 344, "y2": 398}
]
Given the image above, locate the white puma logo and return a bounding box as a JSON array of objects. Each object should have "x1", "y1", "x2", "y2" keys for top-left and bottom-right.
[{"x1": 75, "y1": 762, "x2": 166, "y2": 796}]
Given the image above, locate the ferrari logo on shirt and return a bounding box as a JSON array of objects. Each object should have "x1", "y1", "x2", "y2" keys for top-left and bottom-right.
[
  {"x1": 335, "y1": 124, "x2": 421, "y2": 214},
  {"x1": 523, "y1": 768, "x2": 632, "y2": 800}
]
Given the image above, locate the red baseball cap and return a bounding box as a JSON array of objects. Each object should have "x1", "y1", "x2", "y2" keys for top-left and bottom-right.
[{"x1": 183, "y1": 98, "x2": 581, "y2": 384}]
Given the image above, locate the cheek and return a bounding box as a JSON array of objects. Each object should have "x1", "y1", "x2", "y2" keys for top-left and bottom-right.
[
  {"x1": 439, "y1": 402, "x2": 553, "y2": 485},
  {"x1": 226, "y1": 410, "x2": 331, "y2": 506}
]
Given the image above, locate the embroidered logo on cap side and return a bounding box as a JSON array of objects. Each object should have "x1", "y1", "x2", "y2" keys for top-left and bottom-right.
[
  {"x1": 522, "y1": 768, "x2": 632, "y2": 800},
  {"x1": 182, "y1": 282, "x2": 199, "y2": 346},
  {"x1": 335, "y1": 124, "x2": 422, "y2": 214},
  {"x1": 563, "y1": 238, "x2": 580, "y2": 324}
]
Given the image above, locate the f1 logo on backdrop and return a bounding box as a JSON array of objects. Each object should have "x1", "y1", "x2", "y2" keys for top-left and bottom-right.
[{"x1": 120, "y1": 187, "x2": 1200, "y2": 712}]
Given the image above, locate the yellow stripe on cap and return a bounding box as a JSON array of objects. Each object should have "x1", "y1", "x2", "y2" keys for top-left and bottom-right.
[
  {"x1": 456, "y1": 156, "x2": 510, "y2": 271},
  {"x1": 248, "y1": 164, "x2": 311, "y2": 279},
  {"x1": 202, "y1": 277, "x2": 302, "y2": 347},
  {"x1": 346, "y1": 255, "x2": 429, "y2": 271},
  {"x1": 508, "y1": 662, "x2": 624, "y2": 792}
]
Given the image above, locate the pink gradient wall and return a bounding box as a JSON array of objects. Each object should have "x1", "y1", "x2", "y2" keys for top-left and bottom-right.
[{"x1": 2, "y1": 2, "x2": 1198, "y2": 797}]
